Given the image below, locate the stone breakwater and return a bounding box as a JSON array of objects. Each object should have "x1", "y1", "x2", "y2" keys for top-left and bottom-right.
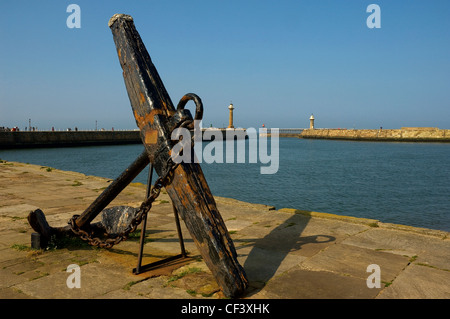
[{"x1": 300, "y1": 127, "x2": 450, "y2": 142}]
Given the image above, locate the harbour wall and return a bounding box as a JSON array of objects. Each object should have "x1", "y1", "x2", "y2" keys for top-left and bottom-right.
[
  {"x1": 0, "y1": 128, "x2": 248, "y2": 149},
  {"x1": 300, "y1": 127, "x2": 450, "y2": 142},
  {"x1": 259, "y1": 128, "x2": 304, "y2": 137},
  {"x1": 0, "y1": 131, "x2": 142, "y2": 149}
]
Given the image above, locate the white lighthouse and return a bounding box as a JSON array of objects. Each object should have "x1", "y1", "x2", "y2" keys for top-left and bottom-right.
[
  {"x1": 309, "y1": 114, "x2": 315, "y2": 129},
  {"x1": 228, "y1": 103, "x2": 235, "y2": 128}
]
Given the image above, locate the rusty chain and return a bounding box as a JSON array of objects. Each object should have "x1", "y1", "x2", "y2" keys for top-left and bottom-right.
[{"x1": 68, "y1": 157, "x2": 179, "y2": 249}]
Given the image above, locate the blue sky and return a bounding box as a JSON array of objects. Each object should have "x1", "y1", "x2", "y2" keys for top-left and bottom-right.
[{"x1": 0, "y1": 0, "x2": 449, "y2": 130}]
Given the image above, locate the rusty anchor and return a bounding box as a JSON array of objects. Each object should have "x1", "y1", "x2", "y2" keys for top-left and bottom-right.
[{"x1": 27, "y1": 13, "x2": 248, "y2": 298}]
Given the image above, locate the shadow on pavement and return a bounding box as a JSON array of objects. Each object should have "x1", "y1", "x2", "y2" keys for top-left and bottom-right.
[{"x1": 241, "y1": 213, "x2": 335, "y2": 293}]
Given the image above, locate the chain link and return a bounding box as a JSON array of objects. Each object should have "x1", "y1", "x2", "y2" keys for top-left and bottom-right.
[{"x1": 68, "y1": 158, "x2": 179, "y2": 249}]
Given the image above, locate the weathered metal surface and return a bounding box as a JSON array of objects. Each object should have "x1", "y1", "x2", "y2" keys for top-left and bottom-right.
[
  {"x1": 28, "y1": 208, "x2": 104, "y2": 241},
  {"x1": 109, "y1": 13, "x2": 248, "y2": 298},
  {"x1": 101, "y1": 206, "x2": 139, "y2": 237},
  {"x1": 31, "y1": 232, "x2": 43, "y2": 250}
]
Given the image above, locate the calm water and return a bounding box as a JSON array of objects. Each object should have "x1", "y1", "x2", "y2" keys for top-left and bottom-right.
[{"x1": 1, "y1": 138, "x2": 449, "y2": 231}]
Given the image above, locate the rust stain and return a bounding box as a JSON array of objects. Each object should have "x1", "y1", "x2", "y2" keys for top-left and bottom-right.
[
  {"x1": 145, "y1": 130, "x2": 158, "y2": 144},
  {"x1": 168, "y1": 166, "x2": 196, "y2": 208},
  {"x1": 148, "y1": 109, "x2": 165, "y2": 124},
  {"x1": 166, "y1": 109, "x2": 175, "y2": 118},
  {"x1": 133, "y1": 109, "x2": 166, "y2": 128},
  {"x1": 139, "y1": 92, "x2": 146, "y2": 105},
  {"x1": 133, "y1": 110, "x2": 144, "y2": 129},
  {"x1": 161, "y1": 100, "x2": 176, "y2": 117}
]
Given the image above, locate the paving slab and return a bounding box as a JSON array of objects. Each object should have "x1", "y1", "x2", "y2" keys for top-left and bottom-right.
[
  {"x1": 377, "y1": 263, "x2": 450, "y2": 299},
  {"x1": 0, "y1": 204, "x2": 40, "y2": 218},
  {"x1": 14, "y1": 262, "x2": 137, "y2": 299},
  {"x1": 300, "y1": 243, "x2": 410, "y2": 283},
  {"x1": 237, "y1": 245, "x2": 307, "y2": 284},
  {"x1": 343, "y1": 227, "x2": 450, "y2": 269},
  {"x1": 257, "y1": 268, "x2": 381, "y2": 299}
]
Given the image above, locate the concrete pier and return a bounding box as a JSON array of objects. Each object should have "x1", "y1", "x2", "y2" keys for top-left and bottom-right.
[{"x1": 0, "y1": 160, "x2": 449, "y2": 299}]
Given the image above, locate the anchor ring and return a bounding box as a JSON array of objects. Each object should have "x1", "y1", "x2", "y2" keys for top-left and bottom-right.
[{"x1": 176, "y1": 93, "x2": 203, "y2": 121}]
